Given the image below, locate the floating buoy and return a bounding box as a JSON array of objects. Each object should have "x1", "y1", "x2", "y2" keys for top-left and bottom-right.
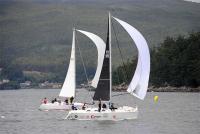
[{"x1": 154, "y1": 95, "x2": 158, "y2": 102}]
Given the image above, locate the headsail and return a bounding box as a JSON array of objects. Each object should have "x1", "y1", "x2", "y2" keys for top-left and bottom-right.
[
  {"x1": 59, "y1": 29, "x2": 76, "y2": 98},
  {"x1": 76, "y1": 30, "x2": 106, "y2": 88},
  {"x1": 113, "y1": 17, "x2": 150, "y2": 100}
]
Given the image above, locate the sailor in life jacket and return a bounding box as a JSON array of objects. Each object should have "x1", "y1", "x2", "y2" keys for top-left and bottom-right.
[{"x1": 42, "y1": 97, "x2": 48, "y2": 104}]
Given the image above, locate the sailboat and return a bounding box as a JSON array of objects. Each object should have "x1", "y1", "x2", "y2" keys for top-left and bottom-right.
[
  {"x1": 65, "y1": 13, "x2": 150, "y2": 120},
  {"x1": 39, "y1": 28, "x2": 106, "y2": 111}
]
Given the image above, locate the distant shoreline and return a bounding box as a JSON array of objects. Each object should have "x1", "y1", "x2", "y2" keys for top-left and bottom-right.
[
  {"x1": 1, "y1": 86, "x2": 200, "y2": 92},
  {"x1": 148, "y1": 86, "x2": 200, "y2": 92},
  {"x1": 113, "y1": 86, "x2": 200, "y2": 92}
]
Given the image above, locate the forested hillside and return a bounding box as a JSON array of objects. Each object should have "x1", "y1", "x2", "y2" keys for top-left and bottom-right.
[
  {"x1": 113, "y1": 32, "x2": 200, "y2": 88},
  {"x1": 1, "y1": 0, "x2": 200, "y2": 86}
]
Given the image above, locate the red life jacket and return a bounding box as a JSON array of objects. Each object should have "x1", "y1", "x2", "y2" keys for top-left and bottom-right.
[{"x1": 43, "y1": 99, "x2": 47, "y2": 104}]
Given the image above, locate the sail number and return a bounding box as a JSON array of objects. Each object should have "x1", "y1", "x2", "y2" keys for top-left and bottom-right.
[{"x1": 105, "y1": 50, "x2": 110, "y2": 58}]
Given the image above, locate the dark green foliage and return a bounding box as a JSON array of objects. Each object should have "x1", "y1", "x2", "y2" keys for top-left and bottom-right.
[
  {"x1": 151, "y1": 32, "x2": 200, "y2": 87},
  {"x1": 0, "y1": 81, "x2": 20, "y2": 90},
  {"x1": 1, "y1": 64, "x2": 25, "y2": 83},
  {"x1": 113, "y1": 59, "x2": 137, "y2": 85},
  {"x1": 113, "y1": 32, "x2": 200, "y2": 87}
]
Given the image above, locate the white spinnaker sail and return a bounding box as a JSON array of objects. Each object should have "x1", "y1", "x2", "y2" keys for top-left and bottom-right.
[
  {"x1": 77, "y1": 30, "x2": 106, "y2": 88},
  {"x1": 113, "y1": 17, "x2": 150, "y2": 100},
  {"x1": 59, "y1": 29, "x2": 76, "y2": 98}
]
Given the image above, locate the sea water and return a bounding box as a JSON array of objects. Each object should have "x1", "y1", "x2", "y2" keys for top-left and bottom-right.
[{"x1": 0, "y1": 89, "x2": 199, "y2": 134}]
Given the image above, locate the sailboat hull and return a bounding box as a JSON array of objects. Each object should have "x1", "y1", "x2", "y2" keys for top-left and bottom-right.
[
  {"x1": 65, "y1": 106, "x2": 138, "y2": 121},
  {"x1": 39, "y1": 102, "x2": 83, "y2": 111}
]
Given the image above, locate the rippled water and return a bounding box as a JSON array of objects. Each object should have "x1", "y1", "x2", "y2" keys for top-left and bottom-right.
[
  {"x1": 0, "y1": 89, "x2": 199, "y2": 134},
  {"x1": 184, "y1": 0, "x2": 200, "y2": 3}
]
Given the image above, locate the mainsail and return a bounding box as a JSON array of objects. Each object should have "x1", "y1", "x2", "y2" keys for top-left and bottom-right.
[
  {"x1": 76, "y1": 30, "x2": 106, "y2": 88},
  {"x1": 93, "y1": 13, "x2": 111, "y2": 101},
  {"x1": 113, "y1": 17, "x2": 150, "y2": 100},
  {"x1": 59, "y1": 29, "x2": 76, "y2": 98}
]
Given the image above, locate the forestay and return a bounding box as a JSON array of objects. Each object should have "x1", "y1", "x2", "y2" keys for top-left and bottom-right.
[{"x1": 113, "y1": 17, "x2": 150, "y2": 100}]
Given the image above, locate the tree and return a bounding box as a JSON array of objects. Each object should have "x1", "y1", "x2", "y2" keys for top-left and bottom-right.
[
  {"x1": 1, "y1": 64, "x2": 25, "y2": 83},
  {"x1": 151, "y1": 32, "x2": 200, "y2": 87},
  {"x1": 113, "y1": 32, "x2": 200, "y2": 87}
]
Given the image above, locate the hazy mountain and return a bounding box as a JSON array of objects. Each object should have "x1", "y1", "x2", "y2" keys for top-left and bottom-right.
[{"x1": 1, "y1": 0, "x2": 200, "y2": 74}]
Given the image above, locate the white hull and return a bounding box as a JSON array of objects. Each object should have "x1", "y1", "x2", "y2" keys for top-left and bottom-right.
[
  {"x1": 65, "y1": 106, "x2": 138, "y2": 121},
  {"x1": 39, "y1": 102, "x2": 83, "y2": 111}
]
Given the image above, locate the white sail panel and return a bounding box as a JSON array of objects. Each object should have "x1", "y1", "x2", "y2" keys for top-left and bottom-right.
[
  {"x1": 113, "y1": 17, "x2": 150, "y2": 100},
  {"x1": 59, "y1": 29, "x2": 76, "y2": 98},
  {"x1": 77, "y1": 29, "x2": 106, "y2": 88}
]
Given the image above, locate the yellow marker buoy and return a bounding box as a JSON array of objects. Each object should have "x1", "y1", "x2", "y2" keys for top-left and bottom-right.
[{"x1": 154, "y1": 95, "x2": 158, "y2": 102}]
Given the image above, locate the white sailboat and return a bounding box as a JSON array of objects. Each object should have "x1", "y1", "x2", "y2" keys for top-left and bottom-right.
[
  {"x1": 39, "y1": 28, "x2": 106, "y2": 111},
  {"x1": 65, "y1": 13, "x2": 150, "y2": 120}
]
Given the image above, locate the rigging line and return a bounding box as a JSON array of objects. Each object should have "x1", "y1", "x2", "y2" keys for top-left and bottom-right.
[
  {"x1": 112, "y1": 92, "x2": 130, "y2": 97},
  {"x1": 75, "y1": 36, "x2": 94, "y2": 102},
  {"x1": 111, "y1": 21, "x2": 129, "y2": 83},
  {"x1": 116, "y1": 68, "x2": 121, "y2": 84},
  {"x1": 112, "y1": 12, "x2": 135, "y2": 50}
]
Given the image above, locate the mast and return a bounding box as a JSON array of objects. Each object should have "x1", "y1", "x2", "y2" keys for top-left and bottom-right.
[
  {"x1": 73, "y1": 28, "x2": 76, "y2": 98},
  {"x1": 109, "y1": 12, "x2": 112, "y2": 102}
]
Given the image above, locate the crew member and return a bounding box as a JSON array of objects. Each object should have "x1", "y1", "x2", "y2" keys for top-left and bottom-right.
[
  {"x1": 70, "y1": 96, "x2": 74, "y2": 104},
  {"x1": 98, "y1": 98, "x2": 102, "y2": 112},
  {"x1": 43, "y1": 97, "x2": 48, "y2": 104}
]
